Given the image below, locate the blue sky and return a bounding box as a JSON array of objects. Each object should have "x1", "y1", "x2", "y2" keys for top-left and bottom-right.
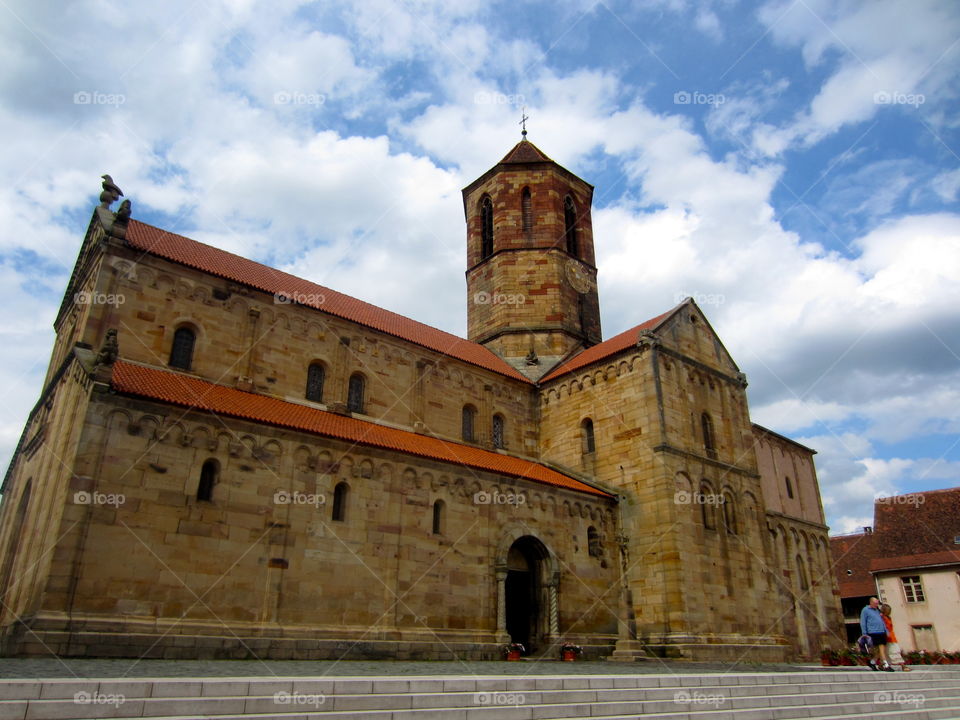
[{"x1": 0, "y1": 0, "x2": 958, "y2": 532}]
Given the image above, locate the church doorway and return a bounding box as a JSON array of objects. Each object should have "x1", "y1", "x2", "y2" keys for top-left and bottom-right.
[{"x1": 504, "y1": 536, "x2": 549, "y2": 652}]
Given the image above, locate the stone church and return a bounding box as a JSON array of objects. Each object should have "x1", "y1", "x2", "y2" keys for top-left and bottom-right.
[{"x1": 0, "y1": 138, "x2": 842, "y2": 661}]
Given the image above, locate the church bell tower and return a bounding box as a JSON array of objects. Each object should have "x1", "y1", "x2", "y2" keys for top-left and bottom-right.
[{"x1": 463, "y1": 138, "x2": 602, "y2": 375}]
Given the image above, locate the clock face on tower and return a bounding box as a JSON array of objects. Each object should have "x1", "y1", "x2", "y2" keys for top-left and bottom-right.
[{"x1": 565, "y1": 258, "x2": 593, "y2": 294}]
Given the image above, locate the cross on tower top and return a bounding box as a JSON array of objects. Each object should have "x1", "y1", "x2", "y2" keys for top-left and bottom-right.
[{"x1": 519, "y1": 108, "x2": 529, "y2": 138}]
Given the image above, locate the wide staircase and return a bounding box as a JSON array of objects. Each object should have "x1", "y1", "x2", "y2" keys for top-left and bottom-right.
[{"x1": 3, "y1": 668, "x2": 960, "y2": 720}]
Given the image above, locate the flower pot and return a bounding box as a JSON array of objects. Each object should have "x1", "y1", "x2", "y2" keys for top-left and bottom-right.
[
  {"x1": 506, "y1": 650, "x2": 521, "y2": 661},
  {"x1": 562, "y1": 650, "x2": 576, "y2": 661}
]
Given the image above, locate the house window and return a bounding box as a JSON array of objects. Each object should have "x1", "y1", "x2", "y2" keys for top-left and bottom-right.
[
  {"x1": 197, "y1": 459, "x2": 218, "y2": 502},
  {"x1": 902, "y1": 576, "x2": 925, "y2": 603},
  {"x1": 169, "y1": 326, "x2": 196, "y2": 370},
  {"x1": 564, "y1": 195, "x2": 577, "y2": 256},
  {"x1": 480, "y1": 196, "x2": 494, "y2": 259},
  {"x1": 462, "y1": 405, "x2": 477, "y2": 443},
  {"x1": 701, "y1": 412, "x2": 716, "y2": 459},
  {"x1": 432, "y1": 499, "x2": 445, "y2": 535},
  {"x1": 332, "y1": 482, "x2": 348, "y2": 522},
  {"x1": 785, "y1": 476, "x2": 794, "y2": 499},
  {"x1": 347, "y1": 373, "x2": 365, "y2": 413},
  {"x1": 581, "y1": 418, "x2": 596, "y2": 454},
  {"x1": 305, "y1": 363, "x2": 325, "y2": 402},
  {"x1": 521, "y1": 187, "x2": 532, "y2": 236},
  {"x1": 912, "y1": 624, "x2": 937, "y2": 652},
  {"x1": 492, "y1": 414, "x2": 505, "y2": 449}
]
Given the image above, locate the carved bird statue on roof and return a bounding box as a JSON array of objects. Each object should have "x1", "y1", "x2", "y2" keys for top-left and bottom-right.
[{"x1": 99, "y1": 174, "x2": 124, "y2": 208}]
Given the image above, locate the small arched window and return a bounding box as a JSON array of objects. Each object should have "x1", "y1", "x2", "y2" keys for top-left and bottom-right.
[
  {"x1": 521, "y1": 187, "x2": 532, "y2": 237},
  {"x1": 492, "y1": 414, "x2": 505, "y2": 449},
  {"x1": 332, "y1": 481, "x2": 348, "y2": 522},
  {"x1": 432, "y1": 499, "x2": 445, "y2": 535},
  {"x1": 197, "y1": 459, "x2": 218, "y2": 502},
  {"x1": 701, "y1": 412, "x2": 716, "y2": 459},
  {"x1": 347, "y1": 373, "x2": 365, "y2": 413},
  {"x1": 581, "y1": 418, "x2": 595, "y2": 454},
  {"x1": 722, "y1": 492, "x2": 737, "y2": 534},
  {"x1": 785, "y1": 476, "x2": 795, "y2": 499},
  {"x1": 796, "y1": 555, "x2": 809, "y2": 591},
  {"x1": 305, "y1": 362, "x2": 325, "y2": 402},
  {"x1": 700, "y1": 481, "x2": 716, "y2": 529},
  {"x1": 480, "y1": 196, "x2": 494, "y2": 259},
  {"x1": 462, "y1": 405, "x2": 477, "y2": 443},
  {"x1": 587, "y1": 526, "x2": 602, "y2": 557},
  {"x1": 169, "y1": 326, "x2": 196, "y2": 370},
  {"x1": 563, "y1": 195, "x2": 577, "y2": 256}
]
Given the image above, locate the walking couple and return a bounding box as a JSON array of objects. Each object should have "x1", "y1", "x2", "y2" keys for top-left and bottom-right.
[{"x1": 859, "y1": 596, "x2": 910, "y2": 672}]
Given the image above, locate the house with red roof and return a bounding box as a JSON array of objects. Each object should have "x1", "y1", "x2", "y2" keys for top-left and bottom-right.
[
  {"x1": 0, "y1": 138, "x2": 841, "y2": 661},
  {"x1": 830, "y1": 488, "x2": 960, "y2": 651}
]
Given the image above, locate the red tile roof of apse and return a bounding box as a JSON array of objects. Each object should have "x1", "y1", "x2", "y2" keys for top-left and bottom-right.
[
  {"x1": 110, "y1": 360, "x2": 611, "y2": 499},
  {"x1": 124, "y1": 220, "x2": 529, "y2": 383}
]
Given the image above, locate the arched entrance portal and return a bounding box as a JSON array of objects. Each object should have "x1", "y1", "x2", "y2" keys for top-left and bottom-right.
[{"x1": 501, "y1": 535, "x2": 555, "y2": 653}]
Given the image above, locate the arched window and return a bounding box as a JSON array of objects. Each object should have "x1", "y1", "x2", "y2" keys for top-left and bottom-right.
[
  {"x1": 347, "y1": 373, "x2": 365, "y2": 413},
  {"x1": 521, "y1": 187, "x2": 532, "y2": 237},
  {"x1": 796, "y1": 555, "x2": 809, "y2": 591},
  {"x1": 722, "y1": 492, "x2": 737, "y2": 534},
  {"x1": 564, "y1": 195, "x2": 578, "y2": 256},
  {"x1": 432, "y1": 499, "x2": 445, "y2": 535},
  {"x1": 700, "y1": 481, "x2": 716, "y2": 529},
  {"x1": 197, "y1": 459, "x2": 218, "y2": 502},
  {"x1": 462, "y1": 405, "x2": 477, "y2": 443},
  {"x1": 581, "y1": 418, "x2": 595, "y2": 454},
  {"x1": 480, "y1": 196, "x2": 494, "y2": 259},
  {"x1": 492, "y1": 414, "x2": 505, "y2": 449},
  {"x1": 587, "y1": 526, "x2": 602, "y2": 557},
  {"x1": 169, "y1": 326, "x2": 196, "y2": 370},
  {"x1": 305, "y1": 363, "x2": 325, "y2": 402},
  {"x1": 785, "y1": 476, "x2": 795, "y2": 499},
  {"x1": 701, "y1": 412, "x2": 716, "y2": 459},
  {"x1": 332, "y1": 481, "x2": 348, "y2": 522}
]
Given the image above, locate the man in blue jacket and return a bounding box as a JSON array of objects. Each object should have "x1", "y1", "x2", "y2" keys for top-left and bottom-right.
[{"x1": 860, "y1": 596, "x2": 892, "y2": 671}]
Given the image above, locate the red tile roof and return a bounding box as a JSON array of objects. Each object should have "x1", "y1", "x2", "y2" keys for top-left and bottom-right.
[
  {"x1": 540, "y1": 307, "x2": 676, "y2": 383},
  {"x1": 499, "y1": 139, "x2": 553, "y2": 164},
  {"x1": 110, "y1": 360, "x2": 612, "y2": 499},
  {"x1": 830, "y1": 532, "x2": 879, "y2": 598},
  {"x1": 124, "y1": 220, "x2": 529, "y2": 383}
]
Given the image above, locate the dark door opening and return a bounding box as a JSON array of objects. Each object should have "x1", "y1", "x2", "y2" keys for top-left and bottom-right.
[{"x1": 504, "y1": 537, "x2": 543, "y2": 652}]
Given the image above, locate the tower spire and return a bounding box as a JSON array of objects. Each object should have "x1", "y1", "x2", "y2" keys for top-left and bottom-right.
[{"x1": 519, "y1": 107, "x2": 529, "y2": 138}]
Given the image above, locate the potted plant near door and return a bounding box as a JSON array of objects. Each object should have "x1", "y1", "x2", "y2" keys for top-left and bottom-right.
[
  {"x1": 503, "y1": 643, "x2": 525, "y2": 661},
  {"x1": 560, "y1": 642, "x2": 583, "y2": 661}
]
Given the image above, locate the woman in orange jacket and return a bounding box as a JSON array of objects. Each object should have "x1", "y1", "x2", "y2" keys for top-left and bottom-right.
[{"x1": 881, "y1": 603, "x2": 911, "y2": 671}]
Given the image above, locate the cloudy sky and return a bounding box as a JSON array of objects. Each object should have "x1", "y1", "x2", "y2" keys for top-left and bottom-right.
[{"x1": 0, "y1": 0, "x2": 957, "y2": 533}]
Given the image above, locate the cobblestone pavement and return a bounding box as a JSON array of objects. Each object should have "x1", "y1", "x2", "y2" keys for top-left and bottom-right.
[{"x1": 0, "y1": 658, "x2": 828, "y2": 679}]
